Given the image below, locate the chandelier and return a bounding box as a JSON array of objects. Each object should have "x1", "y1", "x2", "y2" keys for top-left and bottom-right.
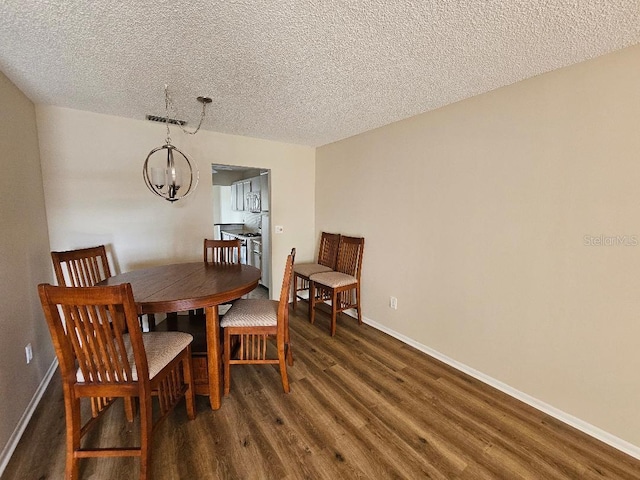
[{"x1": 143, "y1": 86, "x2": 212, "y2": 202}]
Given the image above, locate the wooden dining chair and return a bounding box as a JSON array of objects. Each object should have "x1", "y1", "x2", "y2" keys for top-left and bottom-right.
[
  {"x1": 38, "y1": 283, "x2": 196, "y2": 480},
  {"x1": 51, "y1": 245, "x2": 155, "y2": 330},
  {"x1": 204, "y1": 238, "x2": 242, "y2": 264},
  {"x1": 51, "y1": 245, "x2": 112, "y2": 288},
  {"x1": 221, "y1": 248, "x2": 296, "y2": 395},
  {"x1": 292, "y1": 232, "x2": 340, "y2": 311},
  {"x1": 182, "y1": 238, "x2": 243, "y2": 322},
  {"x1": 309, "y1": 236, "x2": 365, "y2": 336}
]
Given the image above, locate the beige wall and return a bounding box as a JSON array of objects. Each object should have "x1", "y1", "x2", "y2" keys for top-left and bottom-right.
[
  {"x1": 36, "y1": 106, "x2": 316, "y2": 297},
  {"x1": 316, "y1": 44, "x2": 640, "y2": 448},
  {"x1": 0, "y1": 72, "x2": 55, "y2": 460}
]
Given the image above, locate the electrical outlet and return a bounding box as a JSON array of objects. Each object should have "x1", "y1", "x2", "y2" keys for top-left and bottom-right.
[
  {"x1": 25, "y1": 343, "x2": 33, "y2": 364},
  {"x1": 390, "y1": 296, "x2": 398, "y2": 310}
]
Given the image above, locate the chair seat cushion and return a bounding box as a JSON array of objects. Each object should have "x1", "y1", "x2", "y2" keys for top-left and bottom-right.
[
  {"x1": 220, "y1": 299, "x2": 278, "y2": 327},
  {"x1": 77, "y1": 331, "x2": 193, "y2": 382},
  {"x1": 310, "y1": 271, "x2": 357, "y2": 288},
  {"x1": 293, "y1": 263, "x2": 333, "y2": 277}
]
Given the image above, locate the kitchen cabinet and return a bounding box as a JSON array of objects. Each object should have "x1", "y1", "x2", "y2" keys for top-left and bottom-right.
[
  {"x1": 231, "y1": 177, "x2": 266, "y2": 212},
  {"x1": 230, "y1": 183, "x2": 238, "y2": 211},
  {"x1": 250, "y1": 176, "x2": 261, "y2": 194},
  {"x1": 240, "y1": 181, "x2": 250, "y2": 210},
  {"x1": 231, "y1": 180, "x2": 251, "y2": 211},
  {"x1": 230, "y1": 182, "x2": 246, "y2": 211}
]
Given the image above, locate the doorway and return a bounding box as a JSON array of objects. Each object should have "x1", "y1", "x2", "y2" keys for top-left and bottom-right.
[{"x1": 211, "y1": 164, "x2": 271, "y2": 293}]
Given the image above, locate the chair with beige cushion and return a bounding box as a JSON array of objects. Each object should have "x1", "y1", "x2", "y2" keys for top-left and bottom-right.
[
  {"x1": 51, "y1": 245, "x2": 155, "y2": 330},
  {"x1": 309, "y1": 236, "x2": 365, "y2": 336},
  {"x1": 292, "y1": 232, "x2": 340, "y2": 313},
  {"x1": 221, "y1": 248, "x2": 296, "y2": 394},
  {"x1": 38, "y1": 282, "x2": 196, "y2": 480}
]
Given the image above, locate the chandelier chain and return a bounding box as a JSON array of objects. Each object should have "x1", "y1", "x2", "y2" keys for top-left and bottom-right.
[
  {"x1": 164, "y1": 86, "x2": 172, "y2": 145},
  {"x1": 164, "y1": 85, "x2": 208, "y2": 138}
]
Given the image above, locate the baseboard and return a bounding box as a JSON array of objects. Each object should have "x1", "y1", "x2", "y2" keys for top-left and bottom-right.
[
  {"x1": 0, "y1": 358, "x2": 58, "y2": 477},
  {"x1": 359, "y1": 315, "x2": 640, "y2": 461}
]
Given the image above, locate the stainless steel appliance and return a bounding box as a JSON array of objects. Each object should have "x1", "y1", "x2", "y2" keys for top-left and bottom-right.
[
  {"x1": 219, "y1": 230, "x2": 261, "y2": 265},
  {"x1": 245, "y1": 191, "x2": 261, "y2": 212},
  {"x1": 241, "y1": 233, "x2": 261, "y2": 266}
]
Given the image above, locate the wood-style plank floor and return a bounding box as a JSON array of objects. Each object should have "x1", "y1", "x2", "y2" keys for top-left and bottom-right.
[{"x1": 3, "y1": 303, "x2": 640, "y2": 479}]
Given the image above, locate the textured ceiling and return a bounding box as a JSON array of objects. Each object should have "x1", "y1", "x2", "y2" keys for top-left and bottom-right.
[{"x1": 1, "y1": 1, "x2": 639, "y2": 147}]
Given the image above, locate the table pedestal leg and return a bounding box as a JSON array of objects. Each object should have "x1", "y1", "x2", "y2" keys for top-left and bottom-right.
[{"x1": 205, "y1": 305, "x2": 222, "y2": 410}]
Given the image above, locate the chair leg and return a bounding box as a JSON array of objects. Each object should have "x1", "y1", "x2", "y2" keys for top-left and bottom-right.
[
  {"x1": 330, "y1": 289, "x2": 338, "y2": 337},
  {"x1": 285, "y1": 318, "x2": 294, "y2": 366},
  {"x1": 139, "y1": 396, "x2": 153, "y2": 480},
  {"x1": 147, "y1": 314, "x2": 156, "y2": 331},
  {"x1": 292, "y1": 274, "x2": 298, "y2": 310},
  {"x1": 278, "y1": 340, "x2": 290, "y2": 393},
  {"x1": 356, "y1": 285, "x2": 362, "y2": 325},
  {"x1": 166, "y1": 312, "x2": 178, "y2": 331},
  {"x1": 224, "y1": 329, "x2": 231, "y2": 395},
  {"x1": 182, "y1": 350, "x2": 196, "y2": 420},
  {"x1": 309, "y1": 281, "x2": 315, "y2": 324},
  {"x1": 286, "y1": 343, "x2": 294, "y2": 366},
  {"x1": 65, "y1": 396, "x2": 81, "y2": 480}
]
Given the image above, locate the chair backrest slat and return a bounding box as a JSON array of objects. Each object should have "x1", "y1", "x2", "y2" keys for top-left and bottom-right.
[
  {"x1": 51, "y1": 245, "x2": 112, "y2": 287},
  {"x1": 204, "y1": 239, "x2": 242, "y2": 264},
  {"x1": 317, "y1": 232, "x2": 340, "y2": 269}
]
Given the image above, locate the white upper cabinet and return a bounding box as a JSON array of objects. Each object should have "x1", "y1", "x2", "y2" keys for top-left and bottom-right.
[
  {"x1": 250, "y1": 176, "x2": 261, "y2": 194},
  {"x1": 231, "y1": 178, "x2": 260, "y2": 211},
  {"x1": 230, "y1": 183, "x2": 238, "y2": 211}
]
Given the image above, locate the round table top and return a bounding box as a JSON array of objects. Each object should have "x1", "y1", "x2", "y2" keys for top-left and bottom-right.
[{"x1": 99, "y1": 262, "x2": 261, "y2": 314}]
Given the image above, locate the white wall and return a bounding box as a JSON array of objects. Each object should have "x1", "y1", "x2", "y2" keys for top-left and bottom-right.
[
  {"x1": 0, "y1": 72, "x2": 55, "y2": 470},
  {"x1": 316, "y1": 44, "x2": 640, "y2": 449},
  {"x1": 36, "y1": 106, "x2": 316, "y2": 298}
]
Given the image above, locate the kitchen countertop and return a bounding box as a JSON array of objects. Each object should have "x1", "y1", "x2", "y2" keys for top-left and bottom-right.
[{"x1": 221, "y1": 229, "x2": 261, "y2": 240}]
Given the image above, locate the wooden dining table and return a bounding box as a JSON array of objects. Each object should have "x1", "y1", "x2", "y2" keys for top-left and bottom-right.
[{"x1": 99, "y1": 262, "x2": 261, "y2": 410}]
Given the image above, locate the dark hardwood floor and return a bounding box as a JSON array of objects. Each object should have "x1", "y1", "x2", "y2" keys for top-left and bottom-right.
[{"x1": 3, "y1": 300, "x2": 640, "y2": 479}]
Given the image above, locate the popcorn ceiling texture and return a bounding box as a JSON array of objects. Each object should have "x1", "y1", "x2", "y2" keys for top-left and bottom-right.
[{"x1": 0, "y1": 1, "x2": 639, "y2": 146}]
